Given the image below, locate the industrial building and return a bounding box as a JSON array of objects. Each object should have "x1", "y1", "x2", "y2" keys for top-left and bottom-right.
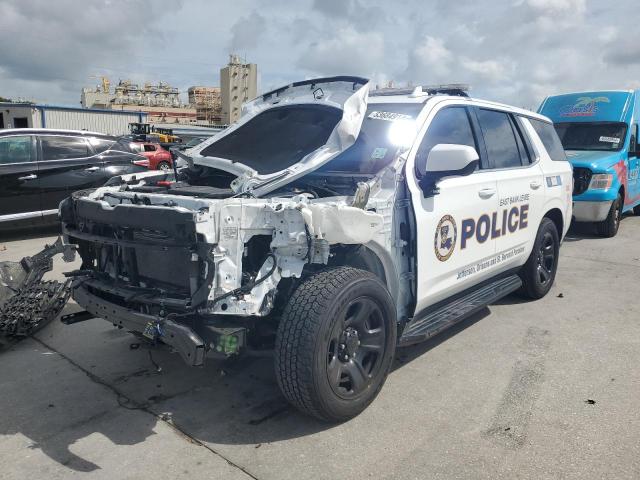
[
  {"x1": 188, "y1": 86, "x2": 223, "y2": 124},
  {"x1": 0, "y1": 102, "x2": 146, "y2": 135},
  {"x1": 220, "y1": 55, "x2": 258, "y2": 124},
  {"x1": 75, "y1": 54, "x2": 257, "y2": 127},
  {"x1": 81, "y1": 79, "x2": 196, "y2": 125}
]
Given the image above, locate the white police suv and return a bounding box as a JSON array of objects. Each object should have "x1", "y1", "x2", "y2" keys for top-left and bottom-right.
[{"x1": 60, "y1": 77, "x2": 572, "y2": 422}]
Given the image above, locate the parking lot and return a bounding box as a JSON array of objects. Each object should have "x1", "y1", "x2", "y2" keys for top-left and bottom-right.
[{"x1": 0, "y1": 218, "x2": 639, "y2": 480}]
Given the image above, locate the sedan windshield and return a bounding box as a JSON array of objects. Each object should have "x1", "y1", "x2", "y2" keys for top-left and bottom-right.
[{"x1": 554, "y1": 122, "x2": 627, "y2": 151}]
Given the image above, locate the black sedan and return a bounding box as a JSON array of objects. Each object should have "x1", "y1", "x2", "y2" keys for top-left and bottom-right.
[{"x1": 0, "y1": 129, "x2": 147, "y2": 231}]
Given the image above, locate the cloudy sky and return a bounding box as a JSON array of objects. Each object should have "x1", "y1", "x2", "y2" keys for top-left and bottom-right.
[{"x1": 1, "y1": 0, "x2": 639, "y2": 110}]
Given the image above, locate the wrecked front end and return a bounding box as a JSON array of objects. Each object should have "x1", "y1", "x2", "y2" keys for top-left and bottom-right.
[
  {"x1": 58, "y1": 76, "x2": 409, "y2": 366},
  {"x1": 60, "y1": 185, "x2": 383, "y2": 365}
]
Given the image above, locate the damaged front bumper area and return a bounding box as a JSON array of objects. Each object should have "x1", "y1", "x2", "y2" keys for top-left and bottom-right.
[{"x1": 61, "y1": 195, "x2": 219, "y2": 365}]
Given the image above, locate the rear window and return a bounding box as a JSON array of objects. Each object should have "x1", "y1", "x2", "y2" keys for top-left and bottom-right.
[
  {"x1": 200, "y1": 104, "x2": 343, "y2": 175},
  {"x1": 41, "y1": 136, "x2": 90, "y2": 160},
  {"x1": 529, "y1": 119, "x2": 568, "y2": 161}
]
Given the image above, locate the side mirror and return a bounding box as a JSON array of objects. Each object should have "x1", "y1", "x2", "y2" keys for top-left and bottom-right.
[{"x1": 418, "y1": 144, "x2": 480, "y2": 197}]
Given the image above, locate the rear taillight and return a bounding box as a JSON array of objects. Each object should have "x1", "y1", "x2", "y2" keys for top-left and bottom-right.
[{"x1": 133, "y1": 159, "x2": 150, "y2": 167}]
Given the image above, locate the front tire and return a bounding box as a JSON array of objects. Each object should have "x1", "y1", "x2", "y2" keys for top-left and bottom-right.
[
  {"x1": 519, "y1": 218, "x2": 560, "y2": 299},
  {"x1": 275, "y1": 267, "x2": 397, "y2": 422},
  {"x1": 596, "y1": 193, "x2": 622, "y2": 237}
]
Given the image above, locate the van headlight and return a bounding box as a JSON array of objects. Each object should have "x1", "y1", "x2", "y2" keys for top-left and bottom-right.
[{"x1": 589, "y1": 173, "x2": 613, "y2": 190}]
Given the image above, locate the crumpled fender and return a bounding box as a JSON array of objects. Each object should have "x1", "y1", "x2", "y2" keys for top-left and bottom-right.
[{"x1": 300, "y1": 203, "x2": 384, "y2": 244}]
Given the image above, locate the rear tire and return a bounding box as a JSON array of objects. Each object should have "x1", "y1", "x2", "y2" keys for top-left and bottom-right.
[
  {"x1": 596, "y1": 192, "x2": 622, "y2": 237},
  {"x1": 275, "y1": 267, "x2": 396, "y2": 422},
  {"x1": 518, "y1": 218, "x2": 560, "y2": 299},
  {"x1": 633, "y1": 204, "x2": 640, "y2": 215},
  {"x1": 156, "y1": 161, "x2": 171, "y2": 172}
]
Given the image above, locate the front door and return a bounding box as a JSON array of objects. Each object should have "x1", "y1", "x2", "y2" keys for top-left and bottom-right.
[
  {"x1": 37, "y1": 135, "x2": 105, "y2": 212},
  {"x1": 408, "y1": 105, "x2": 500, "y2": 313},
  {"x1": 0, "y1": 135, "x2": 41, "y2": 222}
]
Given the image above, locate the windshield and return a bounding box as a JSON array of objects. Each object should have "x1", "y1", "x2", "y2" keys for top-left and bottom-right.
[
  {"x1": 554, "y1": 122, "x2": 627, "y2": 151},
  {"x1": 316, "y1": 103, "x2": 424, "y2": 174},
  {"x1": 200, "y1": 104, "x2": 343, "y2": 175}
]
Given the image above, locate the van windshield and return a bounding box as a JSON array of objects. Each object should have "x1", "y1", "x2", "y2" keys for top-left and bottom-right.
[{"x1": 554, "y1": 122, "x2": 627, "y2": 151}]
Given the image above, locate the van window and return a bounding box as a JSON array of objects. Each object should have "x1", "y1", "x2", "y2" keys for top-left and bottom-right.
[
  {"x1": 415, "y1": 107, "x2": 477, "y2": 176},
  {"x1": 529, "y1": 119, "x2": 567, "y2": 161},
  {"x1": 0, "y1": 136, "x2": 33, "y2": 164},
  {"x1": 41, "y1": 136, "x2": 90, "y2": 160},
  {"x1": 477, "y1": 109, "x2": 524, "y2": 169},
  {"x1": 144, "y1": 144, "x2": 157, "y2": 152}
]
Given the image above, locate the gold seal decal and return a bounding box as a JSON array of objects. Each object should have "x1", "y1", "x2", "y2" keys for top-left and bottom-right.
[{"x1": 434, "y1": 214, "x2": 457, "y2": 262}]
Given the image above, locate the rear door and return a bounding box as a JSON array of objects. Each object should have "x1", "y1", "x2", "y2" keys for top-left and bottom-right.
[
  {"x1": 473, "y1": 107, "x2": 545, "y2": 272},
  {"x1": 409, "y1": 104, "x2": 500, "y2": 312},
  {"x1": 37, "y1": 135, "x2": 105, "y2": 211},
  {"x1": 0, "y1": 134, "x2": 41, "y2": 221}
]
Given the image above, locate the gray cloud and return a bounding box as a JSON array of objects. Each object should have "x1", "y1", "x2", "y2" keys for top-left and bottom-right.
[{"x1": 1, "y1": 0, "x2": 639, "y2": 110}]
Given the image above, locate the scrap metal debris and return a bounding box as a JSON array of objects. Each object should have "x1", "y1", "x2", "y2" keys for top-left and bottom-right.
[{"x1": 0, "y1": 238, "x2": 75, "y2": 343}]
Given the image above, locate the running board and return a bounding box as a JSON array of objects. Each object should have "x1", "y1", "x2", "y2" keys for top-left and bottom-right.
[{"x1": 399, "y1": 275, "x2": 522, "y2": 346}]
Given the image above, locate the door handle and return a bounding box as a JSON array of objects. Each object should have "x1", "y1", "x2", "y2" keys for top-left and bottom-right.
[
  {"x1": 478, "y1": 187, "x2": 496, "y2": 199},
  {"x1": 18, "y1": 174, "x2": 37, "y2": 181},
  {"x1": 530, "y1": 181, "x2": 542, "y2": 190},
  {"x1": 84, "y1": 166, "x2": 100, "y2": 172}
]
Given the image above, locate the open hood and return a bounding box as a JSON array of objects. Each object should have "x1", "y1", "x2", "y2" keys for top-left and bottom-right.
[{"x1": 187, "y1": 76, "x2": 370, "y2": 196}]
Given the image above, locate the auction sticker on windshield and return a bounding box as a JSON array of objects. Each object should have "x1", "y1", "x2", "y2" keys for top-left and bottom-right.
[
  {"x1": 368, "y1": 111, "x2": 413, "y2": 121},
  {"x1": 599, "y1": 136, "x2": 620, "y2": 144}
]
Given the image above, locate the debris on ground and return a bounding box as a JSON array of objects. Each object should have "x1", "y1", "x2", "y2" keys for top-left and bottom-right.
[
  {"x1": 0, "y1": 238, "x2": 75, "y2": 343},
  {"x1": 585, "y1": 399, "x2": 596, "y2": 405}
]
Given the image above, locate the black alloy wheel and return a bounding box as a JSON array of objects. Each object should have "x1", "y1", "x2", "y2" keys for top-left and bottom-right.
[{"x1": 326, "y1": 297, "x2": 387, "y2": 399}]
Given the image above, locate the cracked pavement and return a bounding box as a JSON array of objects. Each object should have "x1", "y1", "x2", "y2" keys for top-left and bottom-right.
[{"x1": 1, "y1": 218, "x2": 639, "y2": 480}]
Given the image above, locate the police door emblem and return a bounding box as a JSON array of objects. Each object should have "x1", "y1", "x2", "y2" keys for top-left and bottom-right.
[{"x1": 434, "y1": 215, "x2": 457, "y2": 262}]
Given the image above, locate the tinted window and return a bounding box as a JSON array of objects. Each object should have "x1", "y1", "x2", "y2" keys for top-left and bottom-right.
[
  {"x1": 200, "y1": 104, "x2": 343, "y2": 175},
  {"x1": 529, "y1": 119, "x2": 567, "y2": 161},
  {"x1": 0, "y1": 136, "x2": 33, "y2": 164},
  {"x1": 144, "y1": 144, "x2": 157, "y2": 152},
  {"x1": 477, "y1": 109, "x2": 523, "y2": 169},
  {"x1": 41, "y1": 136, "x2": 90, "y2": 160},
  {"x1": 416, "y1": 107, "x2": 477, "y2": 176},
  {"x1": 319, "y1": 103, "x2": 424, "y2": 174}
]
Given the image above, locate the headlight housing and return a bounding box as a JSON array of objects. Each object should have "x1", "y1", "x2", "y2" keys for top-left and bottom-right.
[{"x1": 589, "y1": 173, "x2": 613, "y2": 190}]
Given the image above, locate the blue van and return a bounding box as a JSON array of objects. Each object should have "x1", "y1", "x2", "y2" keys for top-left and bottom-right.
[{"x1": 538, "y1": 90, "x2": 640, "y2": 236}]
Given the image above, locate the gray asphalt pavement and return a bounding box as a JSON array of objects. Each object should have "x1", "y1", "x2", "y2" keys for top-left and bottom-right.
[{"x1": 0, "y1": 218, "x2": 639, "y2": 480}]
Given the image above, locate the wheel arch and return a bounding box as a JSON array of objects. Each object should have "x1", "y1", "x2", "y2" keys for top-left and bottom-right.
[
  {"x1": 327, "y1": 243, "x2": 399, "y2": 301},
  {"x1": 543, "y1": 207, "x2": 564, "y2": 238}
]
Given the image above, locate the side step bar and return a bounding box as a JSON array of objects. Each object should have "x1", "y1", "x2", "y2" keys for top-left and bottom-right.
[{"x1": 399, "y1": 275, "x2": 522, "y2": 346}]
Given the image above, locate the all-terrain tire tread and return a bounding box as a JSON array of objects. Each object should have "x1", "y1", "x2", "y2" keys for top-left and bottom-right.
[{"x1": 274, "y1": 266, "x2": 379, "y2": 421}]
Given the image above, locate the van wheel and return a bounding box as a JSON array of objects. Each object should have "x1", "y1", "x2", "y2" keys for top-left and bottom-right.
[
  {"x1": 519, "y1": 218, "x2": 559, "y2": 299},
  {"x1": 633, "y1": 204, "x2": 640, "y2": 215},
  {"x1": 157, "y1": 161, "x2": 171, "y2": 172},
  {"x1": 596, "y1": 192, "x2": 622, "y2": 237},
  {"x1": 275, "y1": 267, "x2": 396, "y2": 422}
]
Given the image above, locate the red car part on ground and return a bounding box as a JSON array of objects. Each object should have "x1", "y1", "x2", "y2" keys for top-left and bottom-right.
[{"x1": 131, "y1": 142, "x2": 173, "y2": 171}]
